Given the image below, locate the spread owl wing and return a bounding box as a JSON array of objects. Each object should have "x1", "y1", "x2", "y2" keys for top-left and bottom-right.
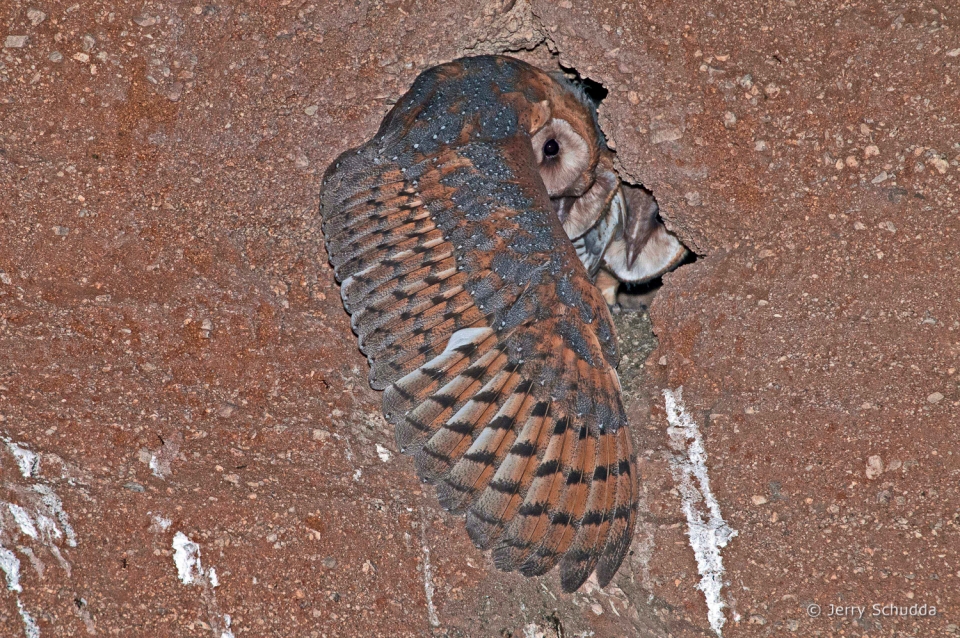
[{"x1": 321, "y1": 123, "x2": 636, "y2": 593}]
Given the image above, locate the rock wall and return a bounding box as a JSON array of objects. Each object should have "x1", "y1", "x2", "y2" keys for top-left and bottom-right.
[{"x1": 1, "y1": 1, "x2": 957, "y2": 637}]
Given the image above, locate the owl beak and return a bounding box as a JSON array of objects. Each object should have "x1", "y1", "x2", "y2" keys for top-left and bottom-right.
[
  {"x1": 621, "y1": 186, "x2": 660, "y2": 269},
  {"x1": 556, "y1": 166, "x2": 618, "y2": 240}
]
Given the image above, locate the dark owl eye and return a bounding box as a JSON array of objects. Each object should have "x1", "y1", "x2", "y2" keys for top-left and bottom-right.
[{"x1": 543, "y1": 139, "x2": 560, "y2": 158}]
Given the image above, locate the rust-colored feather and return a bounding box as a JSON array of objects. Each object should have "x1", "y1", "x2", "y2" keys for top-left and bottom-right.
[
  {"x1": 596, "y1": 425, "x2": 637, "y2": 584},
  {"x1": 496, "y1": 349, "x2": 588, "y2": 575},
  {"x1": 468, "y1": 394, "x2": 549, "y2": 553},
  {"x1": 559, "y1": 411, "x2": 615, "y2": 590},
  {"x1": 320, "y1": 55, "x2": 637, "y2": 592}
]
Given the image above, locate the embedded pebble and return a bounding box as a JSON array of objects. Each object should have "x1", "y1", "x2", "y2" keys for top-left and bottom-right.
[
  {"x1": 49, "y1": 51, "x2": 63, "y2": 62},
  {"x1": 866, "y1": 455, "x2": 883, "y2": 480},
  {"x1": 751, "y1": 495, "x2": 768, "y2": 506},
  {"x1": 723, "y1": 111, "x2": 737, "y2": 128},
  {"x1": 4, "y1": 35, "x2": 28, "y2": 48},
  {"x1": 927, "y1": 392, "x2": 944, "y2": 404},
  {"x1": 929, "y1": 157, "x2": 949, "y2": 174},
  {"x1": 167, "y1": 82, "x2": 184, "y2": 102},
  {"x1": 27, "y1": 9, "x2": 47, "y2": 25},
  {"x1": 650, "y1": 128, "x2": 682, "y2": 144}
]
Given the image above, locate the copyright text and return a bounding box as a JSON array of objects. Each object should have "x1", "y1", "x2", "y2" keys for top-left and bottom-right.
[{"x1": 807, "y1": 603, "x2": 938, "y2": 618}]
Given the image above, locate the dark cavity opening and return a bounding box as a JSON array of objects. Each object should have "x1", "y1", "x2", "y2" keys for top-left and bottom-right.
[{"x1": 556, "y1": 63, "x2": 609, "y2": 105}]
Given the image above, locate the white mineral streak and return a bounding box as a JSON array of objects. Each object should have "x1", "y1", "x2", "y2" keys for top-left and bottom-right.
[
  {"x1": 172, "y1": 531, "x2": 204, "y2": 585},
  {"x1": 1, "y1": 435, "x2": 80, "y2": 637},
  {"x1": 663, "y1": 388, "x2": 738, "y2": 636},
  {"x1": 171, "y1": 531, "x2": 234, "y2": 638},
  {"x1": 32, "y1": 485, "x2": 77, "y2": 547},
  {"x1": 0, "y1": 547, "x2": 23, "y2": 592},
  {"x1": 419, "y1": 509, "x2": 441, "y2": 628},
  {"x1": 4, "y1": 438, "x2": 40, "y2": 477},
  {"x1": 18, "y1": 599, "x2": 40, "y2": 638},
  {"x1": 8, "y1": 504, "x2": 39, "y2": 539}
]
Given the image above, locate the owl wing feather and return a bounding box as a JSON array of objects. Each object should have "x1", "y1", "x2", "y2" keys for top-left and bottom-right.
[{"x1": 321, "y1": 71, "x2": 635, "y2": 593}]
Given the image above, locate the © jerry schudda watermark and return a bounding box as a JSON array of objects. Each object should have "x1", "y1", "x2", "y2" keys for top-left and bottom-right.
[{"x1": 806, "y1": 602, "x2": 939, "y2": 619}]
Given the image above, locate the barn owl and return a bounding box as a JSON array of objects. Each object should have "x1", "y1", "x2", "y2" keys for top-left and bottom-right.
[{"x1": 321, "y1": 55, "x2": 681, "y2": 592}]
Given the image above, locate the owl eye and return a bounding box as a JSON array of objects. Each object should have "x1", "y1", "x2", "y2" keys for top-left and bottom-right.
[{"x1": 542, "y1": 139, "x2": 560, "y2": 158}]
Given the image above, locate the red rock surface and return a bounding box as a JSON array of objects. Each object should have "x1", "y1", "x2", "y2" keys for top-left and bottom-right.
[{"x1": 1, "y1": 1, "x2": 957, "y2": 637}]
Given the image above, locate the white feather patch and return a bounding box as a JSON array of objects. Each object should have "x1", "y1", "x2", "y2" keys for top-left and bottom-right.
[{"x1": 441, "y1": 327, "x2": 493, "y2": 355}]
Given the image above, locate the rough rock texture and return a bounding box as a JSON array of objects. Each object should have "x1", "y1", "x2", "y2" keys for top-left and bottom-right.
[{"x1": 1, "y1": 1, "x2": 958, "y2": 637}]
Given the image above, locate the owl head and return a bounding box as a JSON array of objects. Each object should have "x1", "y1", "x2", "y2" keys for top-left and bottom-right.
[
  {"x1": 525, "y1": 71, "x2": 607, "y2": 198},
  {"x1": 521, "y1": 69, "x2": 620, "y2": 243}
]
